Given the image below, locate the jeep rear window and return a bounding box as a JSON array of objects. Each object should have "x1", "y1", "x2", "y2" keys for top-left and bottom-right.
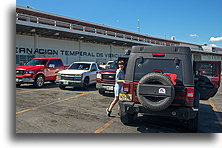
[{"x1": 134, "y1": 58, "x2": 183, "y2": 84}]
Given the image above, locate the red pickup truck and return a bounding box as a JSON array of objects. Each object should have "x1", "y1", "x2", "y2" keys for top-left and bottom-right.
[
  {"x1": 16, "y1": 58, "x2": 68, "y2": 87},
  {"x1": 96, "y1": 57, "x2": 128, "y2": 95}
]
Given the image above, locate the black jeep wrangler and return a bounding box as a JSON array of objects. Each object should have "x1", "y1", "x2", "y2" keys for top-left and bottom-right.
[{"x1": 119, "y1": 46, "x2": 221, "y2": 132}]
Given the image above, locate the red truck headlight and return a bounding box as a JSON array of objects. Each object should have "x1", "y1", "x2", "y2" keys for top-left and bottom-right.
[
  {"x1": 97, "y1": 73, "x2": 102, "y2": 79},
  {"x1": 25, "y1": 70, "x2": 35, "y2": 74}
]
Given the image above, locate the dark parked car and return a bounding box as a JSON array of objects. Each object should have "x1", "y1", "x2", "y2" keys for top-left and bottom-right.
[{"x1": 119, "y1": 46, "x2": 221, "y2": 132}]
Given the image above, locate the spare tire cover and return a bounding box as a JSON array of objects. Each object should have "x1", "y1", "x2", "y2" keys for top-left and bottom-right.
[{"x1": 137, "y1": 73, "x2": 175, "y2": 111}]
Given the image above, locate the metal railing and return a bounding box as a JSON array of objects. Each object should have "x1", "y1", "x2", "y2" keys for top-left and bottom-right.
[{"x1": 16, "y1": 13, "x2": 178, "y2": 46}]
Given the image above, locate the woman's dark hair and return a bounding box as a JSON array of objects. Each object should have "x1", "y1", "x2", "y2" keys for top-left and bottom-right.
[{"x1": 117, "y1": 61, "x2": 124, "y2": 68}]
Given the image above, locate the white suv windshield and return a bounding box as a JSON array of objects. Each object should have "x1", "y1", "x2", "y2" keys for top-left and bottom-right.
[{"x1": 68, "y1": 63, "x2": 90, "y2": 70}]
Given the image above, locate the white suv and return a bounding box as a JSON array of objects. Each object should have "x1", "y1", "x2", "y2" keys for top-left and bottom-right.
[{"x1": 56, "y1": 62, "x2": 99, "y2": 90}]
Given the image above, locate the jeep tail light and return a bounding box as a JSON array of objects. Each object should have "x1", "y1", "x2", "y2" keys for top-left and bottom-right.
[
  {"x1": 153, "y1": 54, "x2": 165, "y2": 57},
  {"x1": 186, "y1": 87, "x2": 194, "y2": 98},
  {"x1": 123, "y1": 83, "x2": 130, "y2": 93},
  {"x1": 153, "y1": 69, "x2": 163, "y2": 73}
]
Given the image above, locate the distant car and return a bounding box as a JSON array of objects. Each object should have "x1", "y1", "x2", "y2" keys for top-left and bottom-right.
[
  {"x1": 56, "y1": 62, "x2": 100, "y2": 90},
  {"x1": 105, "y1": 61, "x2": 114, "y2": 69}
]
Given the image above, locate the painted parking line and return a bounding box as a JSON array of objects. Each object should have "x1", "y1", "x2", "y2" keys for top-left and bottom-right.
[
  {"x1": 94, "y1": 117, "x2": 119, "y2": 133},
  {"x1": 16, "y1": 91, "x2": 96, "y2": 115},
  {"x1": 208, "y1": 99, "x2": 222, "y2": 125},
  {"x1": 16, "y1": 89, "x2": 49, "y2": 94}
]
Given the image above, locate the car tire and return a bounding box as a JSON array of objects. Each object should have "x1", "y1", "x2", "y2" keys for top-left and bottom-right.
[
  {"x1": 137, "y1": 73, "x2": 175, "y2": 111},
  {"x1": 187, "y1": 111, "x2": 199, "y2": 132},
  {"x1": 82, "y1": 77, "x2": 89, "y2": 90},
  {"x1": 59, "y1": 84, "x2": 66, "y2": 90},
  {"x1": 33, "y1": 75, "x2": 44, "y2": 88},
  {"x1": 99, "y1": 90, "x2": 105, "y2": 95},
  {"x1": 16, "y1": 84, "x2": 21, "y2": 87}
]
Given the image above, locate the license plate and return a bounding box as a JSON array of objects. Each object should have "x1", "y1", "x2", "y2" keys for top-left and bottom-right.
[
  {"x1": 104, "y1": 86, "x2": 113, "y2": 90},
  {"x1": 63, "y1": 81, "x2": 69, "y2": 85},
  {"x1": 119, "y1": 93, "x2": 132, "y2": 101}
]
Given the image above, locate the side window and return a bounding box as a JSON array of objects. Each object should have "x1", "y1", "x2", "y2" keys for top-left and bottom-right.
[
  {"x1": 55, "y1": 59, "x2": 63, "y2": 67},
  {"x1": 91, "y1": 63, "x2": 97, "y2": 70},
  {"x1": 48, "y1": 59, "x2": 56, "y2": 67}
]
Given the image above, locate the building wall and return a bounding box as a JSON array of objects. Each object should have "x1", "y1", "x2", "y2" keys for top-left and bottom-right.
[{"x1": 16, "y1": 34, "x2": 130, "y2": 66}]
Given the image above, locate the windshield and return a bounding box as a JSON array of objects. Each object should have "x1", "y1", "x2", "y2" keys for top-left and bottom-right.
[
  {"x1": 26, "y1": 59, "x2": 48, "y2": 66},
  {"x1": 68, "y1": 63, "x2": 90, "y2": 70},
  {"x1": 109, "y1": 60, "x2": 118, "y2": 69}
]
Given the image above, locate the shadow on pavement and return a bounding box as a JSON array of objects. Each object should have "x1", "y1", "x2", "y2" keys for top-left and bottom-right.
[
  {"x1": 124, "y1": 103, "x2": 221, "y2": 133},
  {"x1": 16, "y1": 82, "x2": 58, "y2": 89}
]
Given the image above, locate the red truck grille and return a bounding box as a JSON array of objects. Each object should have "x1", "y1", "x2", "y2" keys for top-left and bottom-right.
[
  {"x1": 102, "y1": 74, "x2": 115, "y2": 81},
  {"x1": 16, "y1": 70, "x2": 25, "y2": 75}
]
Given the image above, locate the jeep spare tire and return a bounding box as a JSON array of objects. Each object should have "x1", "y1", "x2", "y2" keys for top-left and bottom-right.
[{"x1": 137, "y1": 73, "x2": 175, "y2": 111}]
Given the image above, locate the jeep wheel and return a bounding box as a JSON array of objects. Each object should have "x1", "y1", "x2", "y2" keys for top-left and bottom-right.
[
  {"x1": 82, "y1": 77, "x2": 89, "y2": 90},
  {"x1": 34, "y1": 75, "x2": 44, "y2": 88},
  {"x1": 119, "y1": 102, "x2": 137, "y2": 125},
  {"x1": 137, "y1": 73, "x2": 175, "y2": 111},
  {"x1": 119, "y1": 110, "x2": 136, "y2": 125},
  {"x1": 59, "y1": 84, "x2": 66, "y2": 90},
  {"x1": 187, "y1": 111, "x2": 199, "y2": 132}
]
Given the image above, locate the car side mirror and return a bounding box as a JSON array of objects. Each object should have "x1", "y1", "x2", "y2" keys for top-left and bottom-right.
[{"x1": 48, "y1": 64, "x2": 55, "y2": 68}]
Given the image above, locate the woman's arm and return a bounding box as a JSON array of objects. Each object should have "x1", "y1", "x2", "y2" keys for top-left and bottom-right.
[{"x1": 116, "y1": 80, "x2": 125, "y2": 83}]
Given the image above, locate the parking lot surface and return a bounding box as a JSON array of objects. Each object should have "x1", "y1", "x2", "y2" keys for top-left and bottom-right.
[{"x1": 16, "y1": 82, "x2": 222, "y2": 133}]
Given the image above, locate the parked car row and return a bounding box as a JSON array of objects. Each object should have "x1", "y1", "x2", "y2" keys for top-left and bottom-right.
[{"x1": 16, "y1": 58, "x2": 101, "y2": 90}]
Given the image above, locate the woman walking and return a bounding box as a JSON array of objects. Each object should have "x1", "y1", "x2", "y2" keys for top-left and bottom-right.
[{"x1": 106, "y1": 61, "x2": 125, "y2": 117}]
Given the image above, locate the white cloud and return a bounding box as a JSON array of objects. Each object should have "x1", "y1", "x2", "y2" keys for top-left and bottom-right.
[
  {"x1": 209, "y1": 36, "x2": 222, "y2": 42},
  {"x1": 189, "y1": 34, "x2": 199, "y2": 38}
]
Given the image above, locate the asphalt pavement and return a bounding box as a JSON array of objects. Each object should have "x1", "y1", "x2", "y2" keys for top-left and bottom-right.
[{"x1": 16, "y1": 82, "x2": 222, "y2": 133}]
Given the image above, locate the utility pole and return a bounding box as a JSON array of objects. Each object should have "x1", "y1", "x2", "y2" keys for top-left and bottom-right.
[{"x1": 137, "y1": 18, "x2": 140, "y2": 33}]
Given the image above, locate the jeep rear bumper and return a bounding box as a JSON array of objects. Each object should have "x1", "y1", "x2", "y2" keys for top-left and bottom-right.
[{"x1": 119, "y1": 101, "x2": 198, "y2": 120}]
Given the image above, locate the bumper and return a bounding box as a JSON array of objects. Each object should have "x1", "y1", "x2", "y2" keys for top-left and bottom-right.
[
  {"x1": 96, "y1": 83, "x2": 115, "y2": 91},
  {"x1": 16, "y1": 77, "x2": 35, "y2": 84},
  {"x1": 119, "y1": 101, "x2": 198, "y2": 120},
  {"x1": 57, "y1": 80, "x2": 84, "y2": 87}
]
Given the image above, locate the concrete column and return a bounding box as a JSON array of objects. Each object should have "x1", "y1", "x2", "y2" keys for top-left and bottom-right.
[
  {"x1": 78, "y1": 40, "x2": 81, "y2": 61},
  {"x1": 110, "y1": 44, "x2": 112, "y2": 61},
  {"x1": 34, "y1": 34, "x2": 38, "y2": 57}
]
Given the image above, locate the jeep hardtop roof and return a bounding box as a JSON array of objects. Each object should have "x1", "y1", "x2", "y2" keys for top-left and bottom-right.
[
  {"x1": 125, "y1": 46, "x2": 194, "y2": 86},
  {"x1": 132, "y1": 46, "x2": 191, "y2": 55}
]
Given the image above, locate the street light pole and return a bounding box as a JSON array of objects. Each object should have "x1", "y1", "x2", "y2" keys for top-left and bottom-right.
[{"x1": 137, "y1": 18, "x2": 140, "y2": 33}]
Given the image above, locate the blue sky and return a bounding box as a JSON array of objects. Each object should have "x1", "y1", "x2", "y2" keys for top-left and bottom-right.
[{"x1": 16, "y1": 0, "x2": 221, "y2": 47}]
